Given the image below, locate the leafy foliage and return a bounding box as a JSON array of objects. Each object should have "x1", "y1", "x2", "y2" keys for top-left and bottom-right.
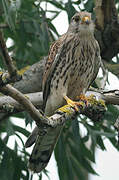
[{"x1": 0, "y1": 0, "x2": 119, "y2": 180}]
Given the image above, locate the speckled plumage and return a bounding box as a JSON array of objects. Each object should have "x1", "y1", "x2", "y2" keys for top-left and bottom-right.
[{"x1": 25, "y1": 11, "x2": 101, "y2": 173}]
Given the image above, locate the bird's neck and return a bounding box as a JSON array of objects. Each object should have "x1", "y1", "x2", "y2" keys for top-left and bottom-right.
[{"x1": 68, "y1": 27, "x2": 94, "y2": 40}]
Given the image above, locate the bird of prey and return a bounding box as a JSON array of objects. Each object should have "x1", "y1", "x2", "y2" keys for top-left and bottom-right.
[{"x1": 25, "y1": 11, "x2": 101, "y2": 173}]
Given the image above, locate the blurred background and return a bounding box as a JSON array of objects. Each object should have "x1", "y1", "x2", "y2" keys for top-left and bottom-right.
[{"x1": 0, "y1": 0, "x2": 119, "y2": 180}]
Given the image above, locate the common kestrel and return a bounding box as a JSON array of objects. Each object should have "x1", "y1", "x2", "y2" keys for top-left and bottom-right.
[{"x1": 25, "y1": 11, "x2": 101, "y2": 173}]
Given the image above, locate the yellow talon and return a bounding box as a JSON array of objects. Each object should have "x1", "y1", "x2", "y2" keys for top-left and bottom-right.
[
  {"x1": 58, "y1": 104, "x2": 73, "y2": 114},
  {"x1": 63, "y1": 95, "x2": 82, "y2": 111}
]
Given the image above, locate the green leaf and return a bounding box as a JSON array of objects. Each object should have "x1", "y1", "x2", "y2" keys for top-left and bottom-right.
[
  {"x1": 96, "y1": 136, "x2": 106, "y2": 150},
  {"x1": 13, "y1": 124, "x2": 30, "y2": 137},
  {"x1": 23, "y1": 111, "x2": 33, "y2": 127},
  {"x1": 93, "y1": 130, "x2": 116, "y2": 138},
  {"x1": 70, "y1": 155, "x2": 85, "y2": 180},
  {"x1": 69, "y1": 135, "x2": 97, "y2": 174},
  {"x1": 104, "y1": 105, "x2": 119, "y2": 124},
  {"x1": 55, "y1": 133, "x2": 67, "y2": 179},
  {"x1": 108, "y1": 137, "x2": 119, "y2": 150},
  {"x1": 49, "y1": 11, "x2": 61, "y2": 21},
  {"x1": 65, "y1": 0, "x2": 76, "y2": 22},
  {"x1": 15, "y1": 133, "x2": 25, "y2": 147},
  {"x1": 84, "y1": 0, "x2": 94, "y2": 12},
  {"x1": 73, "y1": 0, "x2": 81, "y2": 5},
  {"x1": 81, "y1": 142, "x2": 96, "y2": 162},
  {"x1": 5, "y1": 119, "x2": 15, "y2": 136},
  {"x1": 72, "y1": 119, "x2": 80, "y2": 140},
  {"x1": 48, "y1": 20, "x2": 59, "y2": 36},
  {"x1": 12, "y1": 112, "x2": 25, "y2": 119},
  {"x1": 3, "y1": 135, "x2": 9, "y2": 144},
  {"x1": 47, "y1": 0, "x2": 65, "y2": 10},
  {"x1": 2, "y1": 0, "x2": 16, "y2": 31},
  {"x1": 81, "y1": 157, "x2": 98, "y2": 175},
  {"x1": 0, "y1": 138, "x2": 29, "y2": 180}
]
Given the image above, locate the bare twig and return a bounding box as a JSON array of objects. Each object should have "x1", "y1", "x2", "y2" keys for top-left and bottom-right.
[
  {"x1": 0, "y1": 31, "x2": 16, "y2": 75},
  {"x1": 100, "y1": 59, "x2": 108, "y2": 89},
  {"x1": 0, "y1": 30, "x2": 21, "y2": 83}
]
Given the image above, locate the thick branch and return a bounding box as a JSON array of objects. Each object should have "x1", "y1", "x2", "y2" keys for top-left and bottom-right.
[
  {"x1": 0, "y1": 92, "x2": 43, "y2": 113},
  {"x1": 0, "y1": 59, "x2": 45, "y2": 122},
  {"x1": 94, "y1": 0, "x2": 119, "y2": 60},
  {"x1": 0, "y1": 85, "x2": 49, "y2": 125},
  {"x1": 14, "y1": 58, "x2": 46, "y2": 93},
  {"x1": 94, "y1": 0, "x2": 117, "y2": 29},
  {"x1": 94, "y1": 0, "x2": 105, "y2": 30},
  {"x1": 0, "y1": 85, "x2": 67, "y2": 127},
  {"x1": 0, "y1": 89, "x2": 118, "y2": 116},
  {"x1": 0, "y1": 88, "x2": 107, "y2": 127}
]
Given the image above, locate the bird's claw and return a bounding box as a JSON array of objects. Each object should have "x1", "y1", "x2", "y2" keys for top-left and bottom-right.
[{"x1": 63, "y1": 95, "x2": 83, "y2": 112}]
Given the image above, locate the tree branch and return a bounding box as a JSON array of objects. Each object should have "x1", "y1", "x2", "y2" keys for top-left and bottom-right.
[
  {"x1": 0, "y1": 85, "x2": 50, "y2": 126},
  {"x1": 0, "y1": 89, "x2": 119, "y2": 124},
  {"x1": 0, "y1": 92, "x2": 43, "y2": 113},
  {"x1": 87, "y1": 88, "x2": 119, "y2": 105},
  {"x1": 0, "y1": 30, "x2": 16, "y2": 75},
  {"x1": 0, "y1": 88, "x2": 107, "y2": 127},
  {"x1": 0, "y1": 30, "x2": 21, "y2": 83},
  {"x1": 0, "y1": 84, "x2": 69, "y2": 127},
  {"x1": 94, "y1": 0, "x2": 119, "y2": 60}
]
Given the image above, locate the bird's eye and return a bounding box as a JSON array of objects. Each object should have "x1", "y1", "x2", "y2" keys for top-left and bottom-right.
[{"x1": 73, "y1": 16, "x2": 80, "y2": 22}]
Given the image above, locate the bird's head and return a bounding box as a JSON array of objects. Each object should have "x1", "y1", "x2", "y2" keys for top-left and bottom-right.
[{"x1": 68, "y1": 11, "x2": 94, "y2": 34}]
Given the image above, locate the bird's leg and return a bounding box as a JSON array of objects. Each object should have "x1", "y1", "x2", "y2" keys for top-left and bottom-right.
[{"x1": 63, "y1": 95, "x2": 83, "y2": 111}]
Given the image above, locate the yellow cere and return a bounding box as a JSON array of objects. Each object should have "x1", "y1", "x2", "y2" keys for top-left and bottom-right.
[{"x1": 82, "y1": 16, "x2": 90, "y2": 22}]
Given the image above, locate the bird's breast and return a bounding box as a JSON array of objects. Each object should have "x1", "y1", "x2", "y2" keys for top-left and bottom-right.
[
  {"x1": 45, "y1": 39, "x2": 97, "y2": 115},
  {"x1": 66, "y1": 41, "x2": 95, "y2": 99}
]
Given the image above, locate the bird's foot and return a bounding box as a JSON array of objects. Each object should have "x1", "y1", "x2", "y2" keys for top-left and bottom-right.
[
  {"x1": 87, "y1": 94, "x2": 102, "y2": 106},
  {"x1": 76, "y1": 94, "x2": 98, "y2": 106},
  {"x1": 63, "y1": 95, "x2": 83, "y2": 111},
  {"x1": 76, "y1": 94, "x2": 88, "y2": 106}
]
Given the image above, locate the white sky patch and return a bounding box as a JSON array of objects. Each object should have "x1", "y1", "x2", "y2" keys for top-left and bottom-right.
[
  {"x1": 89, "y1": 139, "x2": 119, "y2": 180},
  {"x1": 52, "y1": 11, "x2": 68, "y2": 35},
  {"x1": 106, "y1": 72, "x2": 119, "y2": 90},
  {"x1": 6, "y1": 37, "x2": 13, "y2": 48}
]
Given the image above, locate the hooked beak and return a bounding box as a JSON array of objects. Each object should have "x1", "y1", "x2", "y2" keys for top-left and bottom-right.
[{"x1": 82, "y1": 16, "x2": 90, "y2": 25}]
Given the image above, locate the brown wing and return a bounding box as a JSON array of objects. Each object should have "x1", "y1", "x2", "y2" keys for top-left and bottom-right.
[
  {"x1": 42, "y1": 34, "x2": 66, "y2": 91},
  {"x1": 42, "y1": 34, "x2": 67, "y2": 111},
  {"x1": 90, "y1": 40, "x2": 101, "y2": 87}
]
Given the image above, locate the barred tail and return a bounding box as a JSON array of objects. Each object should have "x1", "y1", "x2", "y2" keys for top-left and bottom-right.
[
  {"x1": 28, "y1": 125, "x2": 63, "y2": 173},
  {"x1": 25, "y1": 126, "x2": 39, "y2": 148}
]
